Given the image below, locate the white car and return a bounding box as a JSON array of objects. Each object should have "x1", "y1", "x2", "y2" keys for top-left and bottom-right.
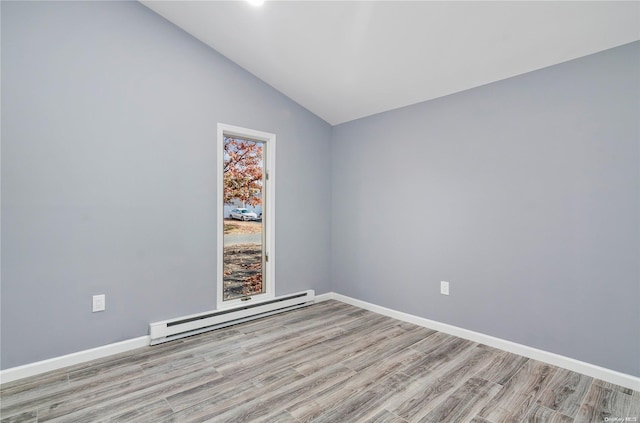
[{"x1": 229, "y1": 208, "x2": 258, "y2": 221}]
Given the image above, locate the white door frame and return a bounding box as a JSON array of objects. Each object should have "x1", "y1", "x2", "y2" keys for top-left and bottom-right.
[{"x1": 216, "y1": 123, "x2": 276, "y2": 310}]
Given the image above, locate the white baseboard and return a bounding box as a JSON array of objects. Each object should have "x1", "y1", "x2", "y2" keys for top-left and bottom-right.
[
  {"x1": 325, "y1": 292, "x2": 640, "y2": 391},
  {"x1": 3, "y1": 292, "x2": 638, "y2": 391},
  {"x1": 2, "y1": 291, "x2": 320, "y2": 385},
  {"x1": 0, "y1": 336, "x2": 150, "y2": 385},
  {"x1": 314, "y1": 292, "x2": 335, "y2": 303}
]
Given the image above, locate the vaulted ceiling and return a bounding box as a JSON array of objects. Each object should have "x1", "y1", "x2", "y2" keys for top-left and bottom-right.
[{"x1": 141, "y1": 1, "x2": 640, "y2": 125}]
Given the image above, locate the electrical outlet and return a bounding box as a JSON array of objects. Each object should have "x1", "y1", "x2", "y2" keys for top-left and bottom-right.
[
  {"x1": 92, "y1": 294, "x2": 106, "y2": 312},
  {"x1": 440, "y1": 281, "x2": 450, "y2": 296}
]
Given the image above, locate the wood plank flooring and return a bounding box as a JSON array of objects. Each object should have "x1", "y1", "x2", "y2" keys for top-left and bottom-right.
[{"x1": 1, "y1": 300, "x2": 638, "y2": 422}]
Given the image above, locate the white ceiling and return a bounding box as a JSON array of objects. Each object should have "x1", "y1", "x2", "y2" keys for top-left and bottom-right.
[{"x1": 141, "y1": 1, "x2": 640, "y2": 125}]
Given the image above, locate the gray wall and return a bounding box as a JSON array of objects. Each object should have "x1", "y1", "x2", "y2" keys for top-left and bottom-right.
[
  {"x1": 1, "y1": 1, "x2": 332, "y2": 369},
  {"x1": 331, "y1": 42, "x2": 640, "y2": 376},
  {"x1": 2, "y1": 1, "x2": 638, "y2": 378}
]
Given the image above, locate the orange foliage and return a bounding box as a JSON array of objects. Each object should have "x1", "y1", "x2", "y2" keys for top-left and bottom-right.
[{"x1": 223, "y1": 138, "x2": 263, "y2": 206}]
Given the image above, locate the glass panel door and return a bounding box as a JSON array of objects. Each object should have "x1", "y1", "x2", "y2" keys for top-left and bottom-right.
[{"x1": 222, "y1": 136, "x2": 265, "y2": 301}]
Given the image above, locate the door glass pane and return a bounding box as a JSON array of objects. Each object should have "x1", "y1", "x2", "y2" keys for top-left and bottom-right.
[{"x1": 222, "y1": 136, "x2": 265, "y2": 301}]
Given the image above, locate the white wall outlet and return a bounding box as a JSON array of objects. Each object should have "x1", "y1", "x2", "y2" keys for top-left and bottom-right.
[
  {"x1": 92, "y1": 294, "x2": 106, "y2": 312},
  {"x1": 440, "y1": 281, "x2": 450, "y2": 296}
]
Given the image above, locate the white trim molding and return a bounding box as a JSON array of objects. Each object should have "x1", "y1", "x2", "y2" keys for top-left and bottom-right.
[
  {"x1": 2, "y1": 292, "x2": 639, "y2": 391},
  {"x1": 324, "y1": 292, "x2": 640, "y2": 391},
  {"x1": 314, "y1": 292, "x2": 335, "y2": 303},
  {"x1": 0, "y1": 336, "x2": 150, "y2": 385},
  {"x1": 216, "y1": 123, "x2": 276, "y2": 310}
]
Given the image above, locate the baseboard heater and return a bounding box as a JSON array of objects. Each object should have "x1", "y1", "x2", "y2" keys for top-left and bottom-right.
[{"x1": 149, "y1": 290, "x2": 315, "y2": 345}]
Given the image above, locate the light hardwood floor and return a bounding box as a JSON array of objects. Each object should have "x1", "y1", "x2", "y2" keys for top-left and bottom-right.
[{"x1": 1, "y1": 300, "x2": 638, "y2": 422}]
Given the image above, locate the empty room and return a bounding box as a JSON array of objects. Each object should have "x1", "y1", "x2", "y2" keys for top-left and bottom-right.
[{"x1": 1, "y1": 1, "x2": 639, "y2": 422}]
